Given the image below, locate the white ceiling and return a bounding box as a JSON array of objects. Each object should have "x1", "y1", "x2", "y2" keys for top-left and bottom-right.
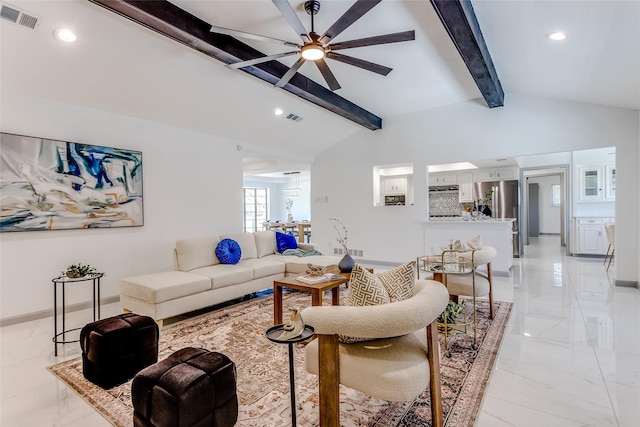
[{"x1": 1, "y1": 0, "x2": 639, "y2": 175}]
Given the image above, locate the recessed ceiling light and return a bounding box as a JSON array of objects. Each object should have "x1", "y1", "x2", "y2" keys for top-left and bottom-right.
[
  {"x1": 546, "y1": 32, "x2": 566, "y2": 41},
  {"x1": 53, "y1": 27, "x2": 77, "y2": 42},
  {"x1": 274, "y1": 108, "x2": 284, "y2": 116}
]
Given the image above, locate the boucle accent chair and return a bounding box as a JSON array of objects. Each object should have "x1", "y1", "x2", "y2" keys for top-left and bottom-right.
[
  {"x1": 444, "y1": 246, "x2": 497, "y2": 319},
  {"x1": 302, "y1": 279, "x2": 449, "y2": 427}
]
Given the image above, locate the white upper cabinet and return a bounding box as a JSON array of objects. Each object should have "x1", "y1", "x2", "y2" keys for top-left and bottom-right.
[
  {"x1": 605, "y1": 164, "x2": 616, "y2": 200},
  {"x1": 384, "y1": 177, "x2": 406, "y2": 195},
  {"x1": 578, "y1": 165, "x2": 605, "y2": 201},
  {"x1": 429, "y1": 173, "x2": 457, "y2": 186},
  {"x1": 473, "y1": 167, "x2": 516, "y2": 182},
  {"x1": 458, "y1": 173, "x2": 474, "y2": 202}
]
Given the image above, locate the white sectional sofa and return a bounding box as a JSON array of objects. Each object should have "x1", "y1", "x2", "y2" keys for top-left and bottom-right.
[{"x1": 120, "y1": 231, "x2": 341, "y2": 325}]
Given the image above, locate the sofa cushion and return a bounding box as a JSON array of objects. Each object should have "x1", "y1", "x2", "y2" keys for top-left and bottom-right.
[
  {"x1": 216, "y1": 239, "x2": 242, "y2": 265},
  {"x1": 275, "y1": 231, "x2": 298, "y2": 253},
  {"x1": 240, "y1": 258, "x2": 286, "y2": 279},
  {"x1": 221, "y1": 233, "x2": 257, "y2": 260},
  {"x1": 175, "y1": 237, "x2": 219, "y2": 272},
  {"x1": 254, "y1": 231, "x2": 276, "y2": 258},
  {"x1": 120, "y1": 272, "x2": 212, "y2": 304},
  {"x1": 190, "y1": 264, "x2": 254, "y2": 289}
]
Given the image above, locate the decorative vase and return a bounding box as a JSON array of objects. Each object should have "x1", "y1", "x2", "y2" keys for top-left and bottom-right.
[
  {"x1": 338, "y1": 252, "x2": 354, "y2": 273},
  {"x1": 287, "y1": 213, "x2": 293, "y2": 222}
]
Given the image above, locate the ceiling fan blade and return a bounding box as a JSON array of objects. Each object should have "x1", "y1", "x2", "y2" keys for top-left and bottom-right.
[
  {"x1": 319, "y1": 0, "x2": 382, "y2": 45},
  {"x1": 210, "y1": 25, "x2": 300, "y2": 48},
  {"x1": 326, "y1": 52, "x2": 392, "y2": 76},
  {"x1": 227, "y1": 51, "x2": 300, "y2": 69},
  {"x1": 328, "y1": 30, "x2": 415, "y2": 51},
  {"x1": 275, "y1": 57, "x2": 306, "y2": 88},
  {"x1": 272, "y1": 0, "x2": 310, "y2": 42},
  {"x1": 315, "y1": 58, "x2": 341, "y2": 91}
]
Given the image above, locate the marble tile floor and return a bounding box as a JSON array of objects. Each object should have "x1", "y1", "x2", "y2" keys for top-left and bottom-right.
[{"x1": 0, "y1": 235, "x2": 638, "y2": 426}]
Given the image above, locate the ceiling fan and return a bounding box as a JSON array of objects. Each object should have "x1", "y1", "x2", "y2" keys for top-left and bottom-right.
[{"x1": 210, "y1": 0, "x2": 415, "y2": 91}]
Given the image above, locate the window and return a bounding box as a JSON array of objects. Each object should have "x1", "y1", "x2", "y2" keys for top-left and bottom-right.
[
  {"x1": 243, "y1": 188, "x2": 268, "y2": 232},
  {"x1": 551, "y1": 184, "x2": 561, "y2": 207}
]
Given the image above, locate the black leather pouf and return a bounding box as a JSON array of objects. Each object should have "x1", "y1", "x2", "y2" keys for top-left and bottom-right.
[
  {"x1": 80, "y1": 313, "x2": 159, "y2": 389},
  {"x1": 131, "y1": 347, "x2": 238, "y2": 427}
]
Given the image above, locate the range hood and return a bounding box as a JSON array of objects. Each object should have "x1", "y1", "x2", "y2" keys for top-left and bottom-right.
[{"x1": 429, "y1": 185, "x2": 459, "y2": 192}]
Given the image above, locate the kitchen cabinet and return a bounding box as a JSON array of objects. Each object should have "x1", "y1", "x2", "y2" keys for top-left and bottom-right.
[
  {"x1": 473, "y1": 167, "x2": 516, "y2": 182},
  {"x1": 458, "y1": 173, "x2": 474, "y2": 202},
  {"x1": 384, "y1": 177, "x2": 406, "y2": 195},
  {"x1": 605, "y1": 164, "x2": 616, "y2": 200},
  {"x1": 575, "y1": 217, "x2": 614, "y2": 255},
  {"x1": 430, "y1": 173, "x2": 457, "y2": 186},
  {"x1": 577, "y1": 165, "x2": 604, "y2": 201}
]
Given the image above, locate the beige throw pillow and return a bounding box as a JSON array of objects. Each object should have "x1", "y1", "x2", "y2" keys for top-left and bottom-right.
[{"x1": 466, "y1": 235, "x2": 482, "y2": 250}]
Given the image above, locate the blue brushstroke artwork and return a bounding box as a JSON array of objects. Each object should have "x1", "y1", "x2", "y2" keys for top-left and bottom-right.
[{"x1": 0, "y1": 133, "x2": 143, "y2": 232}]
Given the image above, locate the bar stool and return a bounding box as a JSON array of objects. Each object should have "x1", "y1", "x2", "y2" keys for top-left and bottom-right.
[{"x1": 604, "y1": 222, "x2": 615, "y2": 271}]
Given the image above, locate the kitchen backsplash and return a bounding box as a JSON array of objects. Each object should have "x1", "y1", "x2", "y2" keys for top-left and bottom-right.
[{"x1": 429, "y1": 192, "x2": 460, "y2": 216}]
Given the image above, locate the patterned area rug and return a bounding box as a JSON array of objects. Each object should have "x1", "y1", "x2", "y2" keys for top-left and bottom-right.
[{"x1": 48, "y1": 288, "x2": 512, "y2": 426}]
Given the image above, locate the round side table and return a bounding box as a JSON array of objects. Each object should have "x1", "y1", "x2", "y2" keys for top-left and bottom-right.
[
  {"x1": 265, "y1": 324, "x2": 315, "y2": 426},
  {"x1": 52, "y1": 273, "x2": 104, "y2": 356}
]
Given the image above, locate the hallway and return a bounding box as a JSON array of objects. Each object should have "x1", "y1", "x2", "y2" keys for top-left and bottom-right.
[{"x1": 477, "y1": 235, "x2": 639, "y2": 426}]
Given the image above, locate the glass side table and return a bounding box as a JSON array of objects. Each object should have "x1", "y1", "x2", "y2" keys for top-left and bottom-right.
[
  {"x1": 265, "y1": 324, "x2": 315, "y2": 427},
  {"x1": 52, "y1": 273, "x2": 103, "y2": 356},
  {"x1": 417, "y1": 251, "x2": 477, "y2": 357}
]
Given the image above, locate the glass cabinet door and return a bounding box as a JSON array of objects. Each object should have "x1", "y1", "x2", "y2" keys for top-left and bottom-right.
[
  {"x1": 605, "y1": 164, "x2": 616, "y2": 200},
  {"x1": 578, "y1": 166, "x2": 603, "y2": 201}
]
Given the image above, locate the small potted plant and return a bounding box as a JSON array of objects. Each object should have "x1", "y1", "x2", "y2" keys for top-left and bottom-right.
[
  {"x1": 437, "y1": 300, "x2": 465, "y2": 331},
  {"x1": 64, "y1": 263, "x2": 98, "y2": 278}
]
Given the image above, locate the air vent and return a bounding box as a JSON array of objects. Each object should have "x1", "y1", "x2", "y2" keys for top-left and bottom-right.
[
  {"x1": 1, "y1": 2, "x2": 38, "y2": 29},
  {"x1": 285, "y1": 113, "x2": 303, "y2": 123}
]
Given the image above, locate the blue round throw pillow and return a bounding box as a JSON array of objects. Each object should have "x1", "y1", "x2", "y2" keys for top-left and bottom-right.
[{"x1": 215, "y1": 238, "x2": 241, "y2": 265}]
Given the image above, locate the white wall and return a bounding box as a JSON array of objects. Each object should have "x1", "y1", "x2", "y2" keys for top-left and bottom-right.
[
  {"x1": 0, "y1": 93, "x2": 244, "y2": 321},
  {"x1": 527, "y1": 175, "x2": 561, "y2": 234},
  {"x1": 311, "y1": 94, "x2": 639, "y2": 285}
]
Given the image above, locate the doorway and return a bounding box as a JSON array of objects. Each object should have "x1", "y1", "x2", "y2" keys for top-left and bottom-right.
[{"x1": 520, "y1": 166, "x2": 570, "y2": 255}]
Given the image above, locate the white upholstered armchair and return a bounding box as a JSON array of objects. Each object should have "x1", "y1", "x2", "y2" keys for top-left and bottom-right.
[
  {"x1": 443, "y1": 246, "x2": 497, "y2": 319},
  {"x1": 302, "y1": 279, "x2": 449, "y2": 427}
]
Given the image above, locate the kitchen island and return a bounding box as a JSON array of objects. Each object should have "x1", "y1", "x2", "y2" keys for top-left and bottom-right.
[{"x1": 423, "y1": 218, "x2": 516, "y2": 276}]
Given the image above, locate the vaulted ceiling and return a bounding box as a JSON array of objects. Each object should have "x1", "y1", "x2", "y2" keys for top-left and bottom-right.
[{"x1": 1, "y1": 0, "x2": 639, "y2": 170}]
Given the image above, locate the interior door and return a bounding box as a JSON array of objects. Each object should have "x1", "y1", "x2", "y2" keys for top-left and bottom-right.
[{"x1": 528, "y1": 183, "x2": 540, "y2": 237}]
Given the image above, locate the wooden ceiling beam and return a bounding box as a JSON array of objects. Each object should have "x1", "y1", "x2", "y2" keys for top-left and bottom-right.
[
  {"x1": 87, "y1": 0, "x2": 382, "y2": 130},
  {"x1": 430, "y1": 0, "x2": 504, "y2": 108}
]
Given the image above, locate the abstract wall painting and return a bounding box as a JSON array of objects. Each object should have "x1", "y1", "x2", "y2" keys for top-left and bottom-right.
[{"x1": 0, "y1": 133, "x2": 143, "y2": 232}]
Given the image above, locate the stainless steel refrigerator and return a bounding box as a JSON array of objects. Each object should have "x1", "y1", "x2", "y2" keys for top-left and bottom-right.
[{"x1": 474, "y1": 180, "x2": 520, "y2": 257}]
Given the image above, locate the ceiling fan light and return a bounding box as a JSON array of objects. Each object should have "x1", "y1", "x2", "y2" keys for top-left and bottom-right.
[{"x1": 301, "y1": 44, "x2": 325, "y2": 60}]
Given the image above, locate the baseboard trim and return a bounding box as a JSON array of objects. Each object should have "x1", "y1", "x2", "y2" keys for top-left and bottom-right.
[
  {"x1": 0, "y1": 295, "x2": 120, "y2": 327},
  {"x1": 615, "y1": 280, "x2": 639, "y2": 289}
]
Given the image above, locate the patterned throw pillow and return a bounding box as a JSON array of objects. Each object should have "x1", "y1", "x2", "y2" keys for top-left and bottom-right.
[
  {"x1": 377, "y1": 261, "x2": 416, "y2": 303},
  {"x1": 340, "y1": 264, "x2": 391, "y2": 344}
]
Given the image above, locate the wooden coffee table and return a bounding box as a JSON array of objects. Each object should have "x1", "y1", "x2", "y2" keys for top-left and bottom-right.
[{"x1": 273, "y1": 265, "x2": 349, "y2": 324}]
